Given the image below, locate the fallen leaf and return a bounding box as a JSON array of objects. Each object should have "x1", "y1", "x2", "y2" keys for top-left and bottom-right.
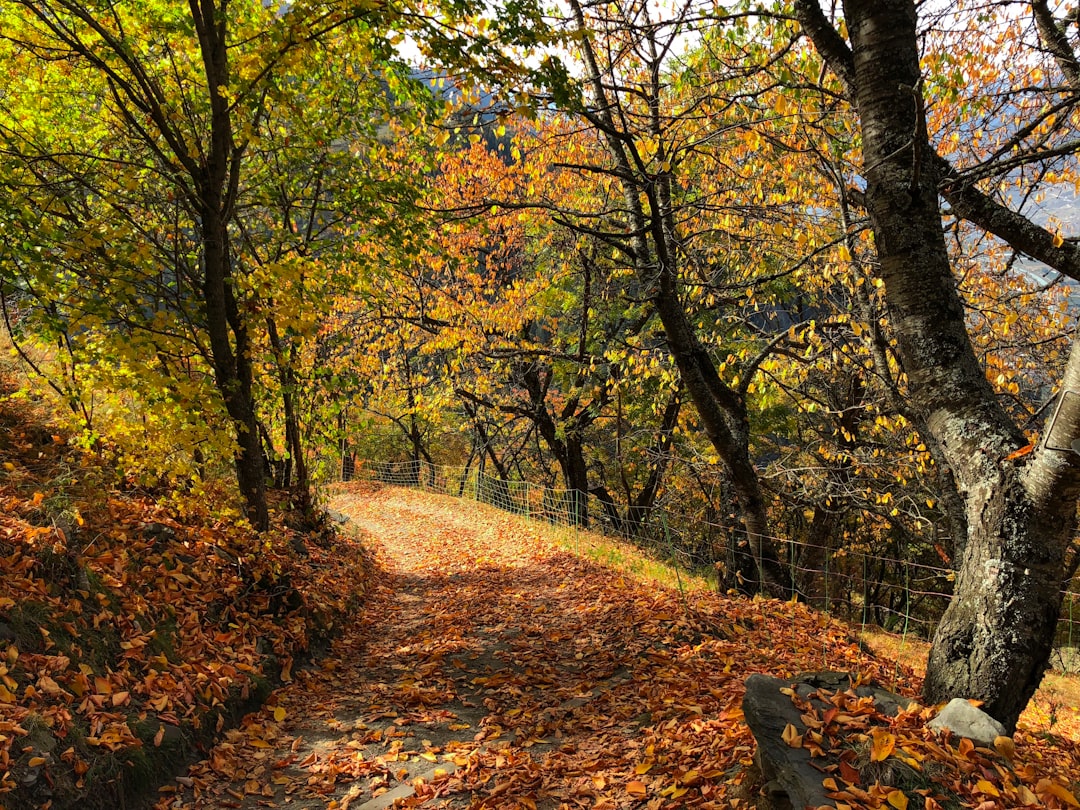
[{"x1": 870, "y1": 729, "x2": 895, "y2": 762}]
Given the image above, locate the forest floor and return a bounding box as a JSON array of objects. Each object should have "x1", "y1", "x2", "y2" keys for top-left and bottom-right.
[{"x1": 157, "y1": 483, "x2": 1080, "y2": 810}]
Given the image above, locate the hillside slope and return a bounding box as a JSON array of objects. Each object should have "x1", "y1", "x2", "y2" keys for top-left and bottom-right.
[{"x1": 0, "y1": 386, "x2": 374, "y2": 809}]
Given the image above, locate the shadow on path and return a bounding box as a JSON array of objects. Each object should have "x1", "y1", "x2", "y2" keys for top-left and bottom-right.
[{"x1": 158, "y1": 483, "x2": 910, "y2": 810}]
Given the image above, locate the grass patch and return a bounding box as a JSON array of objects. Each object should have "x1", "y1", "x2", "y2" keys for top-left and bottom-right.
[{"x1": 552, "y1": 524, "x2": 716, "y2": 594}]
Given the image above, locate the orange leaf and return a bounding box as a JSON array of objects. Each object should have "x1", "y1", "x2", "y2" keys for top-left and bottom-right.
[
  {"x1": 154, "y1": 725, "x2": 165, "y2": 747},
  {"x1": 112, "y1": 690, "x2": 130, "y2": 707},
  {"x1": 28, "y1": 756, "x2": 47, "y2": 767},
  {"x1": 1017, "y1": 785, "x2": 1040, "y2": 806},
  {"x1": 838, "y1": 760, "x2": 861, "y2": 785},
  {"x1": 1004, "y1": 444, "x2": 1034, "y2": 461},
  {"x1": 993, "y1": 736, "x2": 1015, "y2": 760},
  {"x1": 626, "y1": 781, "x2": 648, "y2": 797}
]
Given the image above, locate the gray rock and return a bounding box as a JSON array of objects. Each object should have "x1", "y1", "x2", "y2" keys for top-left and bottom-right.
[
  {"x1": 744, "y1": 672, "x2": 912, "y2": 810},
  {"x1": 790, "y1": 671, "x2": 910, "y2": 718},
  {"x1": 743, "y1": 674, "x2": 835, "y2": 810},
  {"x1": 928, "y1": 698, "x2": 1006, "y2": 747}
]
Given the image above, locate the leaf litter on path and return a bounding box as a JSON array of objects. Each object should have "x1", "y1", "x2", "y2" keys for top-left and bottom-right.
[{"x1": 160, "y1": 483, "x2": 1080, "y2": 810}]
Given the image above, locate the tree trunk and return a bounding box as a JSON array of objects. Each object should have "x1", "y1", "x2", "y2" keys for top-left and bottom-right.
[
  {"x1": 798, "y1": 0, "x2": 1080, "y2": 730},
  {"x1": 565, "y1": 0, "x2": 790, "y2": 596},
  {"x1": 923, "y1": 339, "x2": 1080, "y2": 728},
  {"x1": 191, "y1": 0, "x2": 269, "y2": 531},
  {"x1": 267, "y1": 315, "x2": 313, "y2": 516},
  {"x1": 201, "y1": 205, "x2": 269, "y2": 530},
  {"x1": 651, "y1": 288, "x2": 789, "y2": 596},
  {"x1": 564, "y1": 432, "x2": 590, "y2": 527}
]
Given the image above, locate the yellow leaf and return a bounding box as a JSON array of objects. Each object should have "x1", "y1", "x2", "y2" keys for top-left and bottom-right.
[
  {"x1": 634, "y1": 762, "x2": 653, "y2": 775},
  {"x1": 1053, "y1": 232, "x2": 1065, "y2": 248},
  {"x1": 782, "y1": 723, "x2": 803, "y2": 748},
  {"x1": 273, "y1": 706, "x2": 286, "y2": 722},
  {"x1": 886, "y1": 789, "x2": 908, "y2": 810},
  {"x1": 249, "y1": 739, "x2": 271, "y2": 749},
  {"x1": 975, "y1": 780, "x2": 1000, "y2": 797},
  {"x1": 1042, "y1": 782, "x2": 1080, "y2": 807},
  {"x1": 993, "y1": 735, "x2": 1015, "y2": 760},
  {"x1": 870, "y1": 729, "x2": 895, "y2": 762},
  {"x1": 420, "y1": 752, "x2": 437, "y2": 762},
  {"x1": 837, "y1": 245, "x2": 852, "y2": 261}
]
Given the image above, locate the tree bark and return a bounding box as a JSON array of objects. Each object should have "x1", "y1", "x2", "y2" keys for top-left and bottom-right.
[
  {"x1": 797, "y1": 0, "x2": 1080, "y2": 730},
  {"x1": 267, "y1": 314, "x2": 313, "y2": 516},
  {"x1": 192, "y1": 0, "x2": 269, "y2": 531}
]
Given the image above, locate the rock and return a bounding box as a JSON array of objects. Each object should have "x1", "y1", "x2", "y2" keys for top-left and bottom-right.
[
  {"x1": 743, "y1": 672, "x2": 912, "y2": 810},
  {"x1": 790, "y1": 671, "x2": 909, "y2": 718},
  {"x1": 325, "y1": 509, "x2": 349, "y2": 525},
  {"x1": 928, "y1": 698, "x2": 1006, "y2": 747},
  {"x1": 743, "y1": 674, "x2": 834, "y2": 810}
]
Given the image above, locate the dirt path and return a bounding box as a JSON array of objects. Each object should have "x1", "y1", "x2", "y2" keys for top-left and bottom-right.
[{"x1": 156, "y1": 483, "x2": 899, "y2": 810}]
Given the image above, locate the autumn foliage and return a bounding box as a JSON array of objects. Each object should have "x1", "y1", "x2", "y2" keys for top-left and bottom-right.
[
  {"x1": 148, "y1": 483, "x2": 1080, "y2": 810},
  {"x1": 0, "y1": 382, "x2": 373, "y2": 807}
]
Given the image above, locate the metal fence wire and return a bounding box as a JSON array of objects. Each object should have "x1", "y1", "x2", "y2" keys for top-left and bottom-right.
[{"x1": 339, "y1": 457, "x2": 1080, "y2": 674}]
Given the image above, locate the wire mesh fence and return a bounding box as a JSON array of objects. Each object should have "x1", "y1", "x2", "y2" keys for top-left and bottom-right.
[{"x1": 337, "y1": 456, "x2": 1080, "y2": 674}]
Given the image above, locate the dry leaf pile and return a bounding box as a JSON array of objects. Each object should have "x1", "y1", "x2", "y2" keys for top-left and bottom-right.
[
  {"x1": 159, "y1": 483, "x2": 1080, "y2": 810},
  {"x1": 0, "y1": 395, "x2": 374, "y2": 807}
]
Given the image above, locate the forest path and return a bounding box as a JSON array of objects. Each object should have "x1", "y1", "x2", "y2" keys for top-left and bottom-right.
[{"x1": 157, "y1": 482, "x2": 892, "y2": 810}]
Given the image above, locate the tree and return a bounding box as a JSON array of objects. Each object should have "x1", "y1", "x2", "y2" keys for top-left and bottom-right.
[
  {"x1": 794, "y1": 0, "x2": 1080, "y2": 731},
  {"x1": 0, "y1": 1, "x2": 393, "y2": 528}
]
